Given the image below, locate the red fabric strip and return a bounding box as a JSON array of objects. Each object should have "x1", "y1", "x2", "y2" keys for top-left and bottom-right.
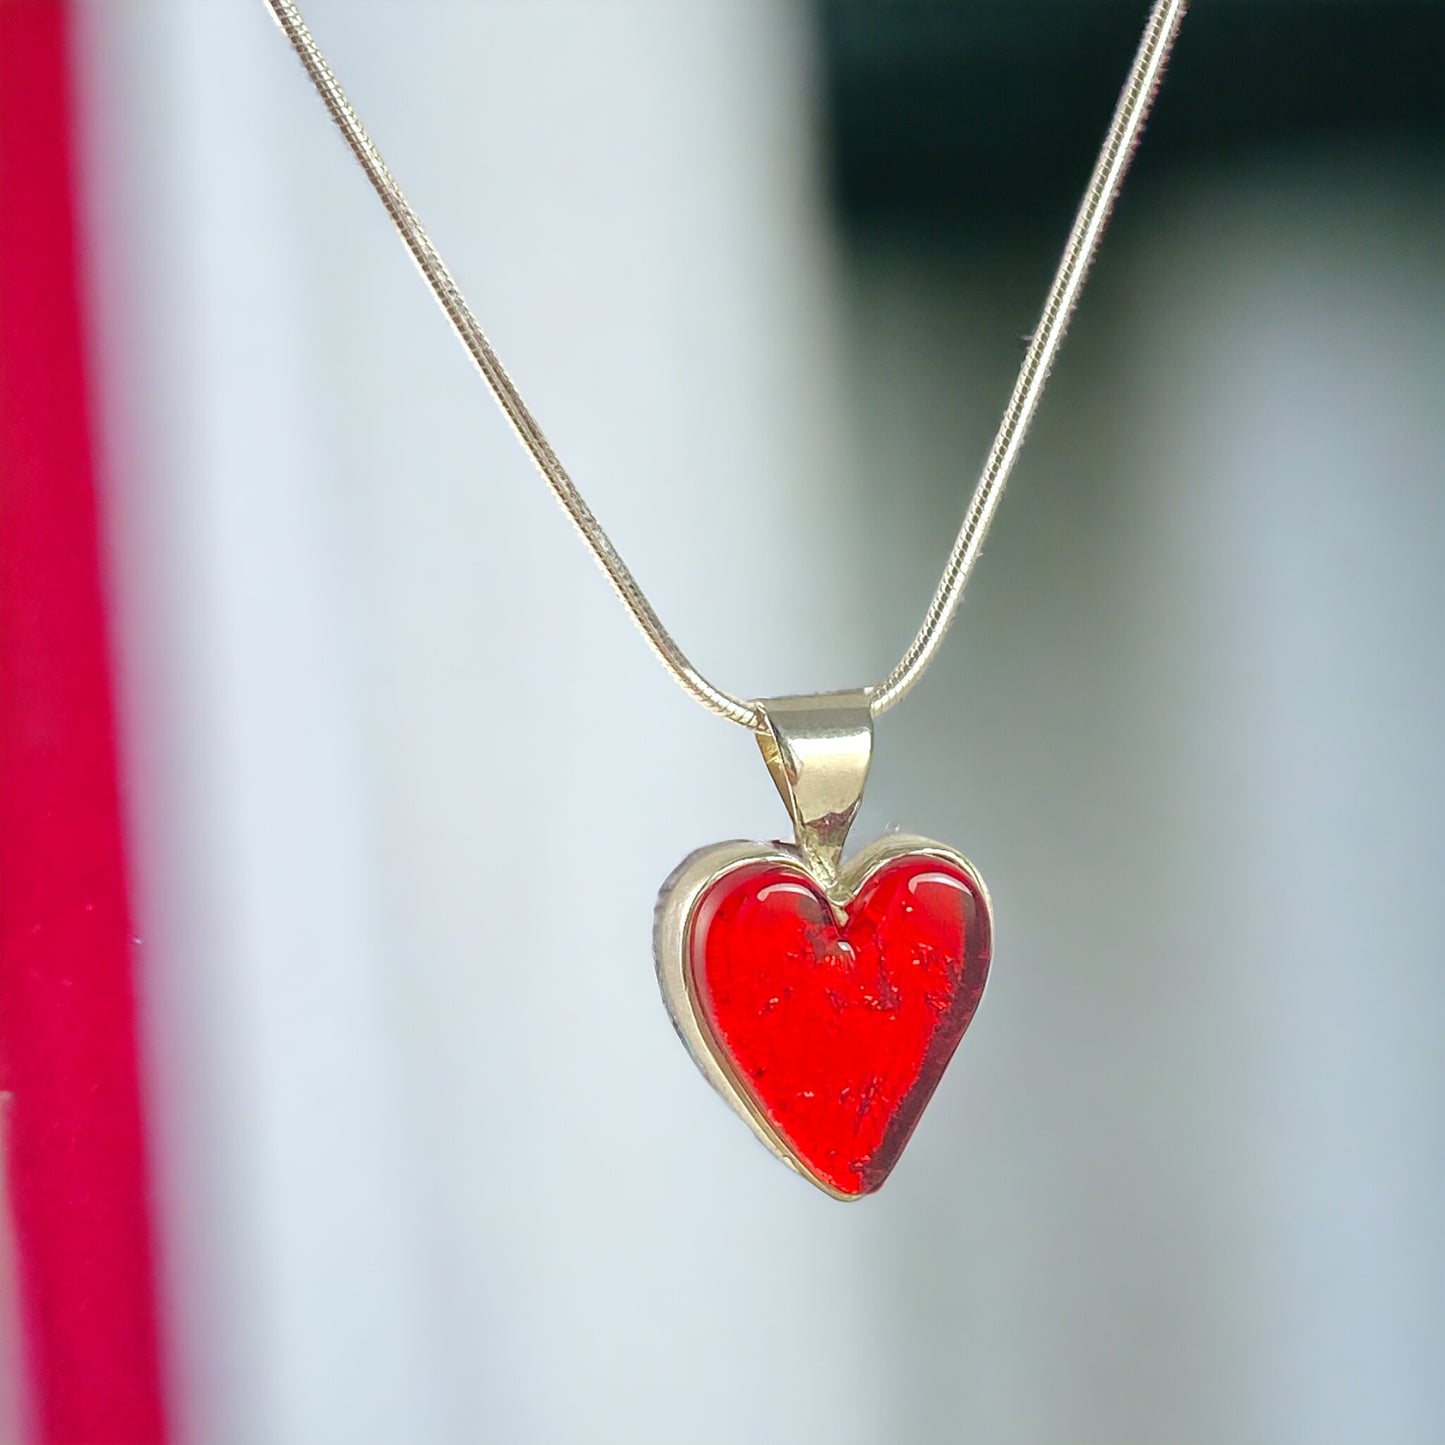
[{"x1": 0, "y1": 3, "x2": 168, "y2": 1441}]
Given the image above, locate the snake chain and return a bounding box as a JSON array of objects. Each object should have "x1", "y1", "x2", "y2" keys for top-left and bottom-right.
[{"x1": 263, "y1": 0, "x2": 1187, "y2": 729}]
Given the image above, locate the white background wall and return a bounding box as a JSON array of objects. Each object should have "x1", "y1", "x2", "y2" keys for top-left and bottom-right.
[{"x1": 77, "y1": 4, "x2": 1441, "y2": 1442}]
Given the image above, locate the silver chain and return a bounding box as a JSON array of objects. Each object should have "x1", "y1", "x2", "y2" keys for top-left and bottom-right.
[{"x1": 263, "y1": 0, "x2": 1187, "y2": 731}]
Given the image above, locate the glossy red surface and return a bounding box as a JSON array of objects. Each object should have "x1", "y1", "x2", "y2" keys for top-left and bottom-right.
[{"x1": 688, "y1": 853, "x2": 990, "y2": 1196}]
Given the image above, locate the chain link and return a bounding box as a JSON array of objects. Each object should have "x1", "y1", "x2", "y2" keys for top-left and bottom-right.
[{"x1": 263, "y1": 0, "x2": 1186, "y2": 729}]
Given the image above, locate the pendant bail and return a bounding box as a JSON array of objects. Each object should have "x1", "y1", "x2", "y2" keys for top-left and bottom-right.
[{"x1": 755, "y1": 690, "x2": 874, "y2": 883}]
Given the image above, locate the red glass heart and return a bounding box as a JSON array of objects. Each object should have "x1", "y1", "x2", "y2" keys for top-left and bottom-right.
[{"x1": 687, "y1": 854, "x2": 990, "y2": 1197}]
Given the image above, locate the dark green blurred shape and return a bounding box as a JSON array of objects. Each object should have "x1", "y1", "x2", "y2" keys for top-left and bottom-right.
[{"x1": 820, "y1": 1, "x2": 1445, "y2": 230}]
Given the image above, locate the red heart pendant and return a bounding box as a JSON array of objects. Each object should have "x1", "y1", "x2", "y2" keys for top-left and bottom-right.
[{"x1": 656, "y1": 835, "x2": 992, "y2": 1198}]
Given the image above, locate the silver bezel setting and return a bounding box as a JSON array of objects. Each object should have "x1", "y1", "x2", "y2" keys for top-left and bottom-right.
[{"x1": 654, "y1": 832, "x2": 994, "y2": 1199}]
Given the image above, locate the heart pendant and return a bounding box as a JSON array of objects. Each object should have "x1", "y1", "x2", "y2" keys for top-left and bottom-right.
[{"x1": 655, "y1": 692, "x2": 993, "y2": 1198}]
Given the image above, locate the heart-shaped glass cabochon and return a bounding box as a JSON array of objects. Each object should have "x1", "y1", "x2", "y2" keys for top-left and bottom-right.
[{"x1": 656, "y1": 833, "x2": 991, "y2": 1198}]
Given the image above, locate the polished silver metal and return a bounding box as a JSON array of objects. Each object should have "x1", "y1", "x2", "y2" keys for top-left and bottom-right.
[
  {"x1": 755, "y1": 691, "x2": 872, "y2": 886},
  {"x1": 260, "y1": 0, "x2": 758, "y2": 728},
  {"x1": 263, "y1": 0, "x2": 1186, "y2": 729},
  {"x1": 653, "y1": 831, "x2": 994, "y2": 1200},
  {"x1": 870, "y1": 0, "x2": 1186, "y2": 713}
]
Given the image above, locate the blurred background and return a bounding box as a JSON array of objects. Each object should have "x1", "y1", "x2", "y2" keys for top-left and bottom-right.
[{"x1": 61, "y1": 1, "x2": 1445, "y2": 1441}]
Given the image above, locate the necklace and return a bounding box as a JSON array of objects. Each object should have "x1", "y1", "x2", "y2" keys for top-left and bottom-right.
[{"x1": 265, "y1": 0, "x2": 1187, "y2": 1199}]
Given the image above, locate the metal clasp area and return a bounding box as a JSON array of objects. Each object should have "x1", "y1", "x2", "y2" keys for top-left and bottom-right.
[{"x1": 755, "y1": 690, "x2": 873, "y2": 884}]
